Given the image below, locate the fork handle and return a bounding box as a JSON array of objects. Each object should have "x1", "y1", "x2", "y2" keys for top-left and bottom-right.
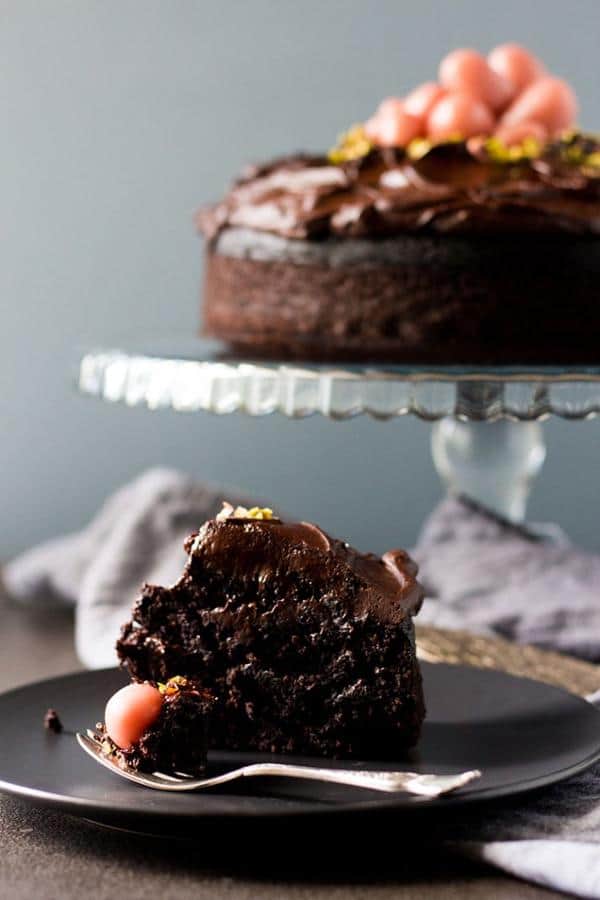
[{"x1": 239, "y1": 762, "x2": 418, "y2": 793}]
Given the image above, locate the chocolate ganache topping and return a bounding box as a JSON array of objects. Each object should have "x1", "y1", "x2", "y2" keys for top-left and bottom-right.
[
  {"x1": 186, "y1": 508, "x2": 424, "y2": 625},
  {"x1": 198, "y1": 135, "x2": 600, "y2": 241}
]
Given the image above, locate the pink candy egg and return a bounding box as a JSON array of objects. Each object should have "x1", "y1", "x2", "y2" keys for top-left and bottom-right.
[
  {"x1": 494, "y1": 120, "x2": 548, "y2": 146},
  {"x1": 427, "y1": 92, "x2": 495, "y2": 141},
  {"x1": 488, "y1": 43, "x2": 545, "y2": 94},
  {"x1": 104, "y1": 682, "x2": 163, "y2": 750},
  {"x1": 366, "y1": 98, "x2": 422, "y2": 147},
  {"x1": 365, "y1": 97, "x2": 402, "y2": 140},
  {"x1": 364, "y1": 116, "x2": 381, "y2": 142},
  {"x1": 439, "y1": 48, "x2": 512, "y2": 111},
  {"x1": 501, "y1": 77, "x2": 578, "y2": 136},
  {"x1": 376, "y1": 96, "x2": 405, "y2": 118},
  {"x1": 403, "y1": 82, "x2": 446, "y2": 119}
]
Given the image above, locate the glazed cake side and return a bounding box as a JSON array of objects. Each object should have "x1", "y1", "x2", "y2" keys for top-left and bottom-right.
[
  {"x1": 117, "y1": 511, "x2": 425, "y2": 758},
  {"x1": 203, "y1": 228, "x2": 600, "y2": 364}
]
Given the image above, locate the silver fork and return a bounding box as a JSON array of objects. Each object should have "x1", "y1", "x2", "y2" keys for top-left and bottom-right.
[{"x1": 77, "y1": 732, "x2": 481, "y2": 797}]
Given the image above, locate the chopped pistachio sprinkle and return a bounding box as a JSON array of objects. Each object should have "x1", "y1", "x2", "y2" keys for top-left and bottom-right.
[
  {"x1": 406, "y1": 137, "x2": 433, "y2": 160},
  {"x1": 216, "y1": 501, "x2": 275, "y2": 521},
  {"x1": 483, "y1": 135, "x2": 543, "y2": 163},
  {"x1": 245, "y1": 506, "x2": 275, "y2": 520},
  {"x1": 329, "y1": 119, "x2": 600, "y2": 169},
  {"x1": 158, "y1": 675, "x2": 189, "y2": 696},
  {"x1": 328, "y1": 124, "x2": 372, "y2": 164}
]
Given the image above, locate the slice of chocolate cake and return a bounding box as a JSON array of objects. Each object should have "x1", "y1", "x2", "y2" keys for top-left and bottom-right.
[
  {"x1": 97, "y1": 676, "x2": 214, "y2": 775},
  {"x1": 117, "y1": 504, "x2": 425, "y2": 758}
]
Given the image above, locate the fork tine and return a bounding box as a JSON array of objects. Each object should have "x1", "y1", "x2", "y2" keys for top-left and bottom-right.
[
  {"x1": 76, "y1": 733, "x2": 207, "y2": 790},
  {"x1": 76, "y1": 733, "x2": 157, "y2": 788},
  {"x1": 152, "y1": 771, "x2": 189, "y2": 783}
]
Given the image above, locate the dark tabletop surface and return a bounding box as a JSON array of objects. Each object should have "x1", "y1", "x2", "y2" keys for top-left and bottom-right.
[{"x1": 0, "y1": 584, "x2": 563, "y2": 900}]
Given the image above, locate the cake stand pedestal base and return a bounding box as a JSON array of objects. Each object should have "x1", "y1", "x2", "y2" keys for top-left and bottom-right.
[{"x1": 431, "y1": 418, "x2": 546, "y2": 521}]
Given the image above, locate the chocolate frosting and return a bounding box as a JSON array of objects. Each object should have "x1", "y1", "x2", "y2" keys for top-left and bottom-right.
[
  {"x1": 187, "y1": 515, "x2": 424, "y2": 623},
  {"x1": 198, "y1": 137, "x2": 600, "y2": 241}
]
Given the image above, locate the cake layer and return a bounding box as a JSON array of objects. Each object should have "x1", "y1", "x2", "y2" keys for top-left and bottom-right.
[{"x1": 203, "y1": 229, "x2": 600, "y2": 363}]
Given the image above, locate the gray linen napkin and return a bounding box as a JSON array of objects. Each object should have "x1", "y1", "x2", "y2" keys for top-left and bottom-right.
[
  {"x1": 4, "y1": 467, "x2": 600, "y2": 898},
  {"x1": 414, "y1": 494, "x2": 600, "y2": 662},
  {"x1": 3, "y1": 468, "x2": 255, "y2": 669}
]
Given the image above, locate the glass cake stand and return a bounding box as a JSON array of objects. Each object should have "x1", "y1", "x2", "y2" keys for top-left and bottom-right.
[{"x1": 77, "y1": 337, "x2": 600, "y2": 522}]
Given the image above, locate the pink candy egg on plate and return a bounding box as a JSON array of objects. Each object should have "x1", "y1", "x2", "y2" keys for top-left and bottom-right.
[
  {"x1": 494, "y1": 120, "x2": 548, "y2": 147},
  {"x1": 488, "y1": 43, "x2": 545, "y2": 94},
  {"x1": 104, "y1": 682, "x2": 163, "y2": 750},
  {"x1": 501, "y1": 77, "x2": 578, "y2": 136},
  {"x1": 439, "y1": 48, "x2": 513, "y2": 111},
  {"x1": 428, "y1": 92, "x2": 495, "y2": 141},
  {"x1": 403, "y1": 82, "x2": 446, "y2": 119}
]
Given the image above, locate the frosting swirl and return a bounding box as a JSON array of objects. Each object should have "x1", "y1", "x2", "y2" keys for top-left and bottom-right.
[
  {"x1": 187, "y1": 514, "x2": 424, "y2": 622},
  {"x1": 198, "y1": 135, "x2": 600, "y2": 241}
]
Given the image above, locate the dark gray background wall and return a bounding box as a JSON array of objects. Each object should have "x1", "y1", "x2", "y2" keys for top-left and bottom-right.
[{"x1": 2, "y1": 0, "x2": 599, "y2": 560}]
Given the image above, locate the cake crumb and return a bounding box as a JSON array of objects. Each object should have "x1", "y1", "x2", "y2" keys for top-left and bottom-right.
[{"x1": 44, "y1": 708, "x2": 63, "y2": 733}]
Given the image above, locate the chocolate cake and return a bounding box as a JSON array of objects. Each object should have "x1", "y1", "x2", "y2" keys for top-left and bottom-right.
[
  {"x1": 117, "y1": 505, "x2": 425, "y2": 758},
  {"x1": 98, "y1": 676, "x2": 213, "y2": 775},
  {"x1": 197, "y1": 45, "x2": 600, "y2": 364}
]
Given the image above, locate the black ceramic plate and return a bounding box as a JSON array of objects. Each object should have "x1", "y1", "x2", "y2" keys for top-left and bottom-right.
[{"x1": 1, "y1": 664, "x2": 599, "y2": 832}]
